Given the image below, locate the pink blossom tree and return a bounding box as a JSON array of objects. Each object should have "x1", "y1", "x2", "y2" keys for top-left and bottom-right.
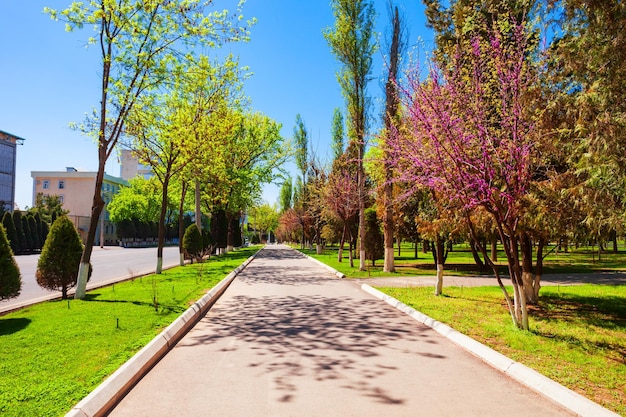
[{"x1": 389, "y1": 21, "x2": 537, "y2": 329}]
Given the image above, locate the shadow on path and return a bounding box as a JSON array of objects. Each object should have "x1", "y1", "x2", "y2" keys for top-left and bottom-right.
[{"x1": 182, "y1": 287, "x2": 445, "y2": 405}]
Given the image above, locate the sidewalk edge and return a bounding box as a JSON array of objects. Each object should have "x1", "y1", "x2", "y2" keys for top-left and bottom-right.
[
  {"x1": 65, "y1": 248, "x2": 262, "y2": 417},
  {"x1": 361, "y1": 283, "x2": 620, "y2": 417},
  {"x1": 297, "y1": 248, "x2": 346, "y2": 279}
]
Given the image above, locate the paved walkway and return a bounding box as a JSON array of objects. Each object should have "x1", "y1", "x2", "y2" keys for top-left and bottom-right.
[{"x1": 109, "y1": 245, "x2": 573, "y2": 416}]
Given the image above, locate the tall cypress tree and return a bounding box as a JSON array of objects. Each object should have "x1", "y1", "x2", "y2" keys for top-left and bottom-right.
[
  {"x1": 2, "y1": 212, "x2": 19, "y2": 254},
  {"x1": 28, "y1": 216, "x2": 41, "y2": 251},
  {"x1": 22, "y1": 217, "x2": 33, "y2": 253},
  {"x1": 12, "y1": 211, "x2": 26, "y2": 254}
]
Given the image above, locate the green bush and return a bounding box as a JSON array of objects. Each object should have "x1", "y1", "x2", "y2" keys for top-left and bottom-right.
[
  {"x1": 0, "y1": 224, "x2": 21, "y2": 300},
  {"x1": 183, "y1": 224, "x2": 203, "y2": 263},
  {"x1": 363, "y1": 208, "x2": 384, "y2": 266},
  {"x1": 36, "y1": 216, "x2": 84, "y2": 299}
]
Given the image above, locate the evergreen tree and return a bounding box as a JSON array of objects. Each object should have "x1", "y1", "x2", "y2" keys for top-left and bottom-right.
[
  {"x1": 202, "y1": 229, "x2": 214, "y2": 253},
  {"x1": 363, "y1": 208, "x2": 384, "y2": 266},
  {"x1": 2, "y1": 212, "x2": 19, "y2": 254},
  {"x1": 183, "y1": 224, "x2": 204, "y2": 263},
  {"x1": 12, "y1": 211, "x2": 26, "y2": 254},
  {"x1": 211, "y1": 209, "x2": 228, "y2": 249},
  {"x1": 0, "y1": 224, "x2": 21, "y2": 300},
  {"x1": 231, "y1": 217, "x2": 243, "y2": 248},
  {"x1": 34, "y1": 213, "x2": 46, "y2": 249},
  {"x1": 21, "y1": 216, "x2": 33, "y2": 253},
  {"x1": 36, "y1": 216, "x2": 85, "y2": 299},
  {"x1": 28, "y1": 216, "x2": 41, "y2": 251}
]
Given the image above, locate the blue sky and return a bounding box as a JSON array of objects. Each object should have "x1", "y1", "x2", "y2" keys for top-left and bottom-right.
[{"x1": 0, "y1": 1, "x2": 432, "y2": 210}]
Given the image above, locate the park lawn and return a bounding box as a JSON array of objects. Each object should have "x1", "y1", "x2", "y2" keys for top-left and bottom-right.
[
  {"x1": 0, "y1": 246, "x2": 258, "y2": 417},
  {"x1": 299, "y1": 243, "x2": 626, "y2": 278},
  {"x1": 377, "y1": 284, "x2": 626, "y2": 416}
]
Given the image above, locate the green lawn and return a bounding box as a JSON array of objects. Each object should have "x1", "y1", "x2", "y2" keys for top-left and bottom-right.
[
  {"x1": 298, "y1": 243, "x2": 626, "y2": 278},
  {"x1": 376, "y1": 285, "x2": 626, "y2": 415},
  {"x1": 0, "y1": 247, "x2": 258, "y2": 417}
]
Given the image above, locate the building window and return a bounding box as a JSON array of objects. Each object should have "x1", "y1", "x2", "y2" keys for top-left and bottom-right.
[
  {"x1": 58, "y1": 195, "x2": 64, "y2": 204},
  {"x1": 58, "y1": 180, "x2": 65, "y2": 189},
  {"x1": 43, "y1": 180, "x2": 49, "y2": 189}
]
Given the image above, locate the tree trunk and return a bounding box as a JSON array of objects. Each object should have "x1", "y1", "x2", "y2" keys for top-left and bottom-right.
[
  {"x1": 422, "y1": 239, "x2": 429, "y2": 253},
  {"x1": 490, "y1": 236, "x2": 498, "y2": 262},
  {"x1": 349, "y1": 235, "x2": 355, "y2": 268},
  {"x1": 469, "y1": 239, "x2": 485, "y2": 271},
  {"x1": 611, "y1": 230, "x2": 618, "y2": 253},
  {"x1": 358, "y1": 150, "x2": 366, "y2": 271},
  {"x1": 195, "y1": 180, "x2": 201, "y2": 232},
  {"x1": 382, "y1": 6, "x2": 400, "y2": 272},
  {"x1": 433, "y1": 236, "x2": 445, "y2": 296},
  {"x1": 156, "y1": 174, "x2": 171, "y2": 274},
  {"x1": 178, "y1": 182, "x2": 188, "y2": 266},
  {"x1": 338, "y1": 225, "x2": 346, "y2": 262},
  {"x1": 75, "y1": 161, "x2": 106, "y2": 299},
  {"x1": 76, "y1": 46, "x2": 112, "y2": 300}
]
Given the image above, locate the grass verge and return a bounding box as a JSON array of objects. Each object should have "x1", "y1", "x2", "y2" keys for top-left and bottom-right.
[
  {"x1": 0, "y1": 246, "x2": 258, "y2": 417},
  {"x1": 377, "y1": 284, "x2": 626, "y2": 415},
  {"x1": 298, "y1": 244, "x2": 626, "y2": 278}
]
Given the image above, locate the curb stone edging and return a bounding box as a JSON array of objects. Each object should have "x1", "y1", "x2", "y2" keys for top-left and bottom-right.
[
  {"x1": 297, "y1": 249, "x2": 346, "y2": 279},
  {"x1": 361, "y1": 284, "x2": 620, "y2": 417},
  {"x1": 65, "y1": 249, "x2": 262, "y2": 417}
]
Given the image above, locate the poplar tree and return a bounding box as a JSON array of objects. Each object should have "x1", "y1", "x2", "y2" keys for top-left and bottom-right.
[
  {"x1": 382, "y1": 4, "x2": 404, "y2": 273},
  {"x1": 330, "y1": 108, "x2": 345, "y2": 161},
  {"x1": 325, "y1": 0, "x2": 377, "y2": 270}
]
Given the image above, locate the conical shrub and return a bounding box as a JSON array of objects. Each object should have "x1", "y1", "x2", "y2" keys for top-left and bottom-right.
[
  {"x1": 36, "y1": 216, "x2": 83, "y2": 299},
  {"x1": 0, "y1": 223, "x2": 21, "y2": 300},
  {"x1": 183, "y1": 224, "x2": 203, "y2": 263}
]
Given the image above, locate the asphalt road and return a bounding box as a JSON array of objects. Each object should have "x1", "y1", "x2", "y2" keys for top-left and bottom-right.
[{"x1": 0, "y1": 245, "x2": 181, "y2": 314}]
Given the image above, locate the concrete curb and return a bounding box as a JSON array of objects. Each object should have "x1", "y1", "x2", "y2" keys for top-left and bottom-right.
[
  {"x1": 65, "y1": 249, "x2": 261, "y2": 417},
  {"x1": 298, "y1": 249, "x2": 346, "y2": 279},
  {"x1": 361, "y1": 284, "x2": 620, "y2": 417}
]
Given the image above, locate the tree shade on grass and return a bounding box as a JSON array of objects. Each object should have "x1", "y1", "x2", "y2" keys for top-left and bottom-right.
[
  {"x1": 0, "y1": 223, "x2": 21, "y2": 300},
  {"x1": 36, "y1": 216, "x2": 85, "y2": 299}
]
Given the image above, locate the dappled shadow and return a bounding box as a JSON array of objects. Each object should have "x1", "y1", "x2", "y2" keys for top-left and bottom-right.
[
  {"x1": 532, "y1": 293, "x2": 626, "y2": 364},
  {"x1": 182, "y1": 291, "x2": 444, "y2": 405},
  {"x1": 83, "y1": 293, "x2": 186, "y2": 316},
  {"x1": 238, "y1": 247, "x2": 338, "y2": 286},
  {"x1": 0, "y1": 317, "x2": 31, "y2": 336},
  {"x1": 534, "y1": 293, "x2": 626, "y2": 330}
]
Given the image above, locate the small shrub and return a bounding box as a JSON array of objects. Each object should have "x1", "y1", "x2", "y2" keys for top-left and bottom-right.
[
  {"x1": 183, "y1": 224, "x2": 203, "y2": 263},
  {"x1": 36, "y1": 216, "x2": 84, "y2": 299},
  {"x1": 0, "y1": 223, "x2": 21, "y2": 300}
]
